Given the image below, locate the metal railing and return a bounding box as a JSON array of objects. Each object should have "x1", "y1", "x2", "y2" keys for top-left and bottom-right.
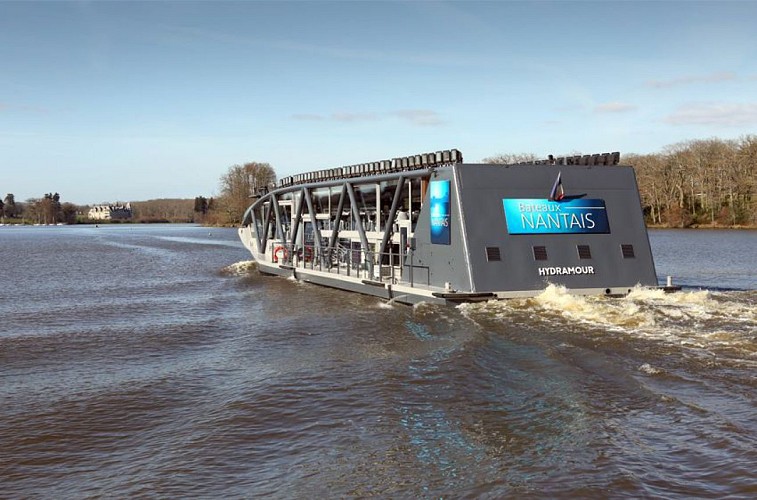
[{"x1": 268, "y1": 241, "x2": 430, "y2": 287}]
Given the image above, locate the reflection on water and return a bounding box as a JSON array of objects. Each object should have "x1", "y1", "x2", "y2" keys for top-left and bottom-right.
[{"x1": 0, "y1": 225, "x2": 755, "y2": 497}]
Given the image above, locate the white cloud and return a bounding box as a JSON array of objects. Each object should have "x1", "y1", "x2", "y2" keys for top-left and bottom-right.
[
  {"x1": 391, "y1": 109, "x2": 444, "y2": 126},
  {"x1": 646, "y1": 71, "x2": 737, "y2": 88},
  {"x1": 663, "y1": 103, "x2": 757, "y2": 126},
  {"x1": 594, "y1": 102, "x2": 637, "y2": 113}
]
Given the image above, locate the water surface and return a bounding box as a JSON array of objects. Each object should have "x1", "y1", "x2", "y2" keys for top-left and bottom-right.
[{"x1": 1, "y1": 225, "x2": 755, "y2": 497}]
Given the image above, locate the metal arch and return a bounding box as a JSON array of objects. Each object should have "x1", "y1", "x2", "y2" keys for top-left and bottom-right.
[
  {"x1": 245, "y1": 170, "x2": 430, "y2": 212},
  {"x1": 242, "y1": 204, "x2": 255, "y2": 226},
  {"x1": 242, "y1": 168, "x2": 435, "y2": 271}
]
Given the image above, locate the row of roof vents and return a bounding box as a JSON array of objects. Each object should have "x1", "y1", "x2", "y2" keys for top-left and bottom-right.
[
  {"x1": 274, "y1": 149, "x2": 620, "y2": 189},
  {"x1": 515, "y1": 152, "x2": 621, "y2": 167},
  {"x1": 278, "y1": 149, "x2": 463, "y2": 188}
]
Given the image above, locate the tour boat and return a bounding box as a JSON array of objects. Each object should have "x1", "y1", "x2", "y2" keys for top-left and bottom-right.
[{"x1": 238, "y1": 149, "x2": 667, "y2": 305}]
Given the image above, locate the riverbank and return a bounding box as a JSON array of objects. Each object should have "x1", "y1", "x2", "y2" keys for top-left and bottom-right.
[
  {"x1": 647, "y1": 223, "x2": 757, "y2": 230},
  {"x1": 4, "y1": 220, "x2": 756, "y2": 230}
]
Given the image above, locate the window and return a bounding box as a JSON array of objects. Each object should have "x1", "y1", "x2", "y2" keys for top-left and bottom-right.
[
  {"x1": 486, "y1": 246, "x2": 501, "y2": 262},
  {"x1": 577, "y1": 245, "x2": 592, "y2": 259},
  {"x1": 533, "y1": 246, "x2": 548, "y2": 261}
]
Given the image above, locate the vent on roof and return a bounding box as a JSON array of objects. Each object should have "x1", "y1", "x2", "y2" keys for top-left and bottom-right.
[
  {"x1": 621, "y1": 244, "x2": 635, "y2": 258},
  {"x1": 533, "y1": 246, "x2": 548, "y2": 261},
  {"x1": 486, "y1": 246, "x2": 501, "y2": 262},
  {"x1": 577, "y1": 245, "x2": 592, "y2": 259}
]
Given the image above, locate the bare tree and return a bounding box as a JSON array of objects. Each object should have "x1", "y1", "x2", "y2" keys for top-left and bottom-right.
[
  {"x1": 217, "y1": 162, "x2": 276, "y2": 225},
  {"x1": 733, "y1": 135, "x2": 757, "y2": 225},
  {"x1": 131, "y1": 199, "x2": 194, "y2": 223},
  {"x1": 481, "y1": 153, "x2": 540, "y2": 165}
]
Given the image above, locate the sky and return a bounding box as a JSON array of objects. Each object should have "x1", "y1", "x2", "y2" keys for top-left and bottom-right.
[{"x1": 1, "y1": 1, "x2": 756, "y2": 205}]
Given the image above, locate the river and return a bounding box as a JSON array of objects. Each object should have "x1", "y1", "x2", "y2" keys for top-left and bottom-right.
[{"x1": 1, "y1": 225, "x2": 755, "y2": 497}]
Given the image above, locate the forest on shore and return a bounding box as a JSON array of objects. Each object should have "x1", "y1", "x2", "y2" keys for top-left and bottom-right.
[
  {"x1": 628, "y1": 136, "x2": 756, "y2": 227},
  {"x1": 0, "y1": 162, "x2": 276, "y2": 226},
  {"x1": 487, "y1": 135, "x2": 757, "y2": 228},
  {"x1": 2, "y1": 136, "x2": 755, "y2": 228}
]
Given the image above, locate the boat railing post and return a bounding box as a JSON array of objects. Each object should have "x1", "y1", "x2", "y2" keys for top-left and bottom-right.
[
  {"x1": 373, "y1": 252, "x2": 376, "y2": 280},
  {"x1": 409, "y1": 247, "x2": 414, "y2": 287},
  {"x1": 389, "y1": 246, "x2": 394, "y2": 283},
  {"x1": 363, "y1": 250, "x2": 367, "y2": 280},
  {"x1": 367, "y1": 250, "x2": 372, "y2": 280}
]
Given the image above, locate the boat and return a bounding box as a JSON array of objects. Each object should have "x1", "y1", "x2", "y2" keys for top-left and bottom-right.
[{"x1": 238, "y1": 149, "x2": 671, "y2": 305}]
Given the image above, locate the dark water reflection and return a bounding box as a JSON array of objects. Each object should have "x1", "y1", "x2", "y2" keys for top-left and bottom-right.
[{"x1": 1, "y1": 225, "x2": 755, "y2": 497}]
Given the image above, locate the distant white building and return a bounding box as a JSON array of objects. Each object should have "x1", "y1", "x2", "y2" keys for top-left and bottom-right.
[{"x1": 88, "y1": 203, "x2": 132, "y2": 220}]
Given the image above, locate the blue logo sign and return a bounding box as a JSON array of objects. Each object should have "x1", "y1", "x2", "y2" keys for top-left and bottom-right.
[
  {"x1": 503, "y1": 198, "x2": 610, "y2": 234},
  {"x1": 430, "y1": 180, "x2": 451, "y2": 244}
]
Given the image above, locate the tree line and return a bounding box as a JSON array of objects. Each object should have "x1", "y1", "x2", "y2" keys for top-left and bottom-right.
[
  {"x1": 4, "y1": 136, "x2": 753, "y2": 228},
  {"x1": 0, "y1": 193, "x2": 79, "y2": 224},
  {"x1": 484, "y1": 135, "x2": 757, "y2": 227},
  {"x1": 627, "y1": 136, "x2": 756, "y2": 227},
  {"x1": 0, "y1": 193, "x2": 201, "y2": 224},
  {"x1": 0, "y1": 161, "x2": 276, "y2": 226}
]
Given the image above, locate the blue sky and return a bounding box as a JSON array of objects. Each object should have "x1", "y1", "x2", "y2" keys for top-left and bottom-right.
[{"x1": 2, "y1": 1, "x2": 756, "y2": 204}]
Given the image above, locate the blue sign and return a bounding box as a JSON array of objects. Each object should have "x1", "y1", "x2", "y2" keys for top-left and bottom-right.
[
  {"x1": 430, "y1": 180, "x2": 451, "y2": 244},
  {"x1": 503, "y1": 198, "x2": 610, "y2": 234}
]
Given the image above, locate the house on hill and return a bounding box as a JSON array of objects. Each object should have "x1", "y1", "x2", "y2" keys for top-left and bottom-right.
[{"x1": 88, "y1": 203, "x2": 132, "y2": 220}]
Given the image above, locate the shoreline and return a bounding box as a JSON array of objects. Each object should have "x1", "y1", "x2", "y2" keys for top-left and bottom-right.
[
  {"x1": 3, "y1": 220, "x2": 756, "y2": 230},
  {"x1": 647, "y1": 224, "x2": 757, "y2": 230}
]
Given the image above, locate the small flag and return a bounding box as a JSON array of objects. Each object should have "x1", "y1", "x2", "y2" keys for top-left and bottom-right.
[{"x1": 549, "y1": 171, "x2": 564, "y2": 201}]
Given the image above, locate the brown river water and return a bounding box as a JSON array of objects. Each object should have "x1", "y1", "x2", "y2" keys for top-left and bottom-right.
[{"x1": 1, "y1": 225, "x2": 756, "y2": 498}]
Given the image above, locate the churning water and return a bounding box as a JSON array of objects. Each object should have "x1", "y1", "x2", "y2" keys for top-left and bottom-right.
[{"x1": 1, "y1": 225, "x2": 755, "y2": 498}]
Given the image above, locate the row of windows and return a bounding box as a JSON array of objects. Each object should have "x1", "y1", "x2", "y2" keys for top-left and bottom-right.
[{"x1": 484, "y1": 244, "x2": 636, "y2": 262}]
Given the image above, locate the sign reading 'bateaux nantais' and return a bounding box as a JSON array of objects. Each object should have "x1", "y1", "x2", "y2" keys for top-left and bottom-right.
[{"x1": 503, "y1": 198, "x2": 611, "y2": 234}]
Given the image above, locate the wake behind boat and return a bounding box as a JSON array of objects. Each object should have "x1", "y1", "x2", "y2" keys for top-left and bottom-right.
[{"x1": 238, "y1": 149, "x2": 669, "y2": 305}]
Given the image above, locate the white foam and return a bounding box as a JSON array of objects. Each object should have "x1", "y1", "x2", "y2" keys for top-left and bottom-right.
[
  {"x1": 460, "y1": 285, "x2": 757, "y2": 361},
  {"x1": 638, "y1": 363, "x2": 662, "y2": 375},
  {"x1": 532, "y1": 284, "x2": 656, "y2": 330},
  {"x1": 221, "y1": 260, "x2": 257, "y2": 276}
]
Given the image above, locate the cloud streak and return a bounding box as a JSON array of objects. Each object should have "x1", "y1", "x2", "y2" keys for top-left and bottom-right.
[
  {"x1": 292, "y1": 109, "x2": 444, "y2": 126},
  {"x1": 331, "y1": 112, "x2": 379, "y2": 123},
  {"x1": 391, "y1": 109, "x2": 444, "y2": 126},
  {"x1": 0, "y1": 102, "x2": 48, "y2": 113},
  {"x1": 594, "y1": 102, "x2": 637, "y2": 113},
  {"x1": 646, "y1": 71, "x2": 737, "y2": 89},
  {"x1": 663, "y1": 102, "x2": 757, "y2": 126}
]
